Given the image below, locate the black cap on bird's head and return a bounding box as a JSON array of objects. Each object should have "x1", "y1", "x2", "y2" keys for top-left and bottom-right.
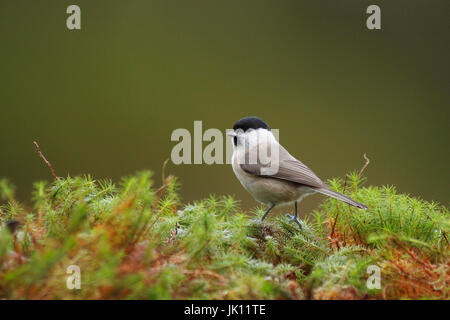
[
  {"x1": 229, "y1": 116, "x2": 271, "y2": 146},
  {"x1": 232, "y1": 116, "x2": 270, "y2": 132}
]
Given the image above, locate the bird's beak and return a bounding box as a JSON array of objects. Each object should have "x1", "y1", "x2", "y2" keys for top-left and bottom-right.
[{"x1": 227, "y1": 131, "x2": 237, "y2": 137}]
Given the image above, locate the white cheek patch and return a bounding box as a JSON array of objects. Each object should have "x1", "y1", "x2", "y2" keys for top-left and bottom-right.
[
  {"x1": 236, "y1": 129, "x2": 280, "y2": 175},
  {"x1": 259, "y1": 134, "x2": 280, "y2": 175}
]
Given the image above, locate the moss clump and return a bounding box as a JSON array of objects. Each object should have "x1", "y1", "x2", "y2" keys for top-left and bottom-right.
[{"x1": 0, "y1": 171, "x2": 448, "y2": 299}]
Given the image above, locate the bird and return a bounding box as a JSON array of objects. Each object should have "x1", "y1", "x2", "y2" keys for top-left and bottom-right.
[{"x1": 227, "y1": 116, "x2": 367, "y2": 229}]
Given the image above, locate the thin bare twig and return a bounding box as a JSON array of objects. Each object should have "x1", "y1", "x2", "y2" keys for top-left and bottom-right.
[
  {"x1": 342, "y1": 174, "x2": 349, "y2": 193},
  {"x1": 161, "y1": 158, "x2": 169, "y2": 185},
  {"x1": 155, "y1": 158, "x2": 171, "y2": 195},
  {"x1": 357, "y1": 153, "x2": 370, "y2": 179},
  {"x1": 33, "y1": 141, "x2": 58, "y2": 180},
  {"x1": 442, "y1": 231, "x2": 449, "y2": 246},
  {"x1": 128, "y1": 159, "x2": 173, "y2": 251},
  {"x1": 330, "y1": 213, "x2": 339, "y2": 238}
]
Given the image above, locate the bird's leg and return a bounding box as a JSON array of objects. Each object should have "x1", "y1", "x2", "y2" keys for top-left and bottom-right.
[
  {"x1": 260, "y1": 204, "x2": 275, "y2": 223},
  {"x1": 286, "y1": 201, "x2": 303, "y2": 230}
]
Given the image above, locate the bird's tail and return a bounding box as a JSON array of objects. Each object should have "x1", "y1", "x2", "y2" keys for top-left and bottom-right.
[{"x1": 315, "y1": 188, "x2": 368, "y2": 209}]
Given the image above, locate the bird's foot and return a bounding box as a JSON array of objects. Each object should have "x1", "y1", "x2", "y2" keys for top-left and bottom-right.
[
  {"x1": 250, "y1": 218, "x2": 264, "y2": 225},
  {"x1": 285, "y1": 214, "x2": 303, "y2": 230}
]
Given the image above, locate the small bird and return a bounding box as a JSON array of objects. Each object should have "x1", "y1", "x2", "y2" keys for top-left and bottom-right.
[{"x1": 228, "y1": 116, "x2": 367, "y2": 229}]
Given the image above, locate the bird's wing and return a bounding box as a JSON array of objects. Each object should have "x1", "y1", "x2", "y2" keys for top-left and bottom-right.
[{"x1": 240, "y1": 144, "x2": 326, "y2": 188}]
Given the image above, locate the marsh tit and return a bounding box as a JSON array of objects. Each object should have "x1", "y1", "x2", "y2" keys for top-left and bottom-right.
[{"x1": 228, "y1": 116, "x2": 367, "y2": 229}]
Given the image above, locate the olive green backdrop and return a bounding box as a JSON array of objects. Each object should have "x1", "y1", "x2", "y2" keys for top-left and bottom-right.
[{"x1": 1, "y1": 1, "x2": 449, "y2": 214}]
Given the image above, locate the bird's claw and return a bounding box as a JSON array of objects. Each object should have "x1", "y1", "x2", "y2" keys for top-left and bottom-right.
[
  {"x1": 285, "y1": 214, "x2": 303, "y2": 230},
  {"x1": 250, "y1": 218, "x2": 264, "y2": 224}
]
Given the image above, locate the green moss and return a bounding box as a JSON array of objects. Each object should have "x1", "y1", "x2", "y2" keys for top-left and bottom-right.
[{"x1": 0, "y1": 170, "x2": 448, "y2": 299}]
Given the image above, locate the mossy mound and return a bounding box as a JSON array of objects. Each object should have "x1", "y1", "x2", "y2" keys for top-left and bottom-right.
[{"x1": 0, "y1": 171, "x2": 448, "y2": 299}]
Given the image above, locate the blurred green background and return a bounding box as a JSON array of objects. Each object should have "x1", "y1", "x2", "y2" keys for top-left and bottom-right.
[{"x1": 1, "y1": 1, "x2": 449, "y2": 215}]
